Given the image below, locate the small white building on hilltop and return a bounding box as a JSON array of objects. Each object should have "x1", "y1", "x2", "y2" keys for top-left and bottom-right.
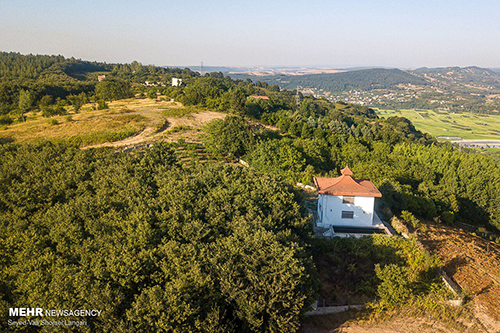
[
  {"x1": 314, "y1": 166, "x2": 382, "y2": 229},
  {"x1": 172, "y1": 78, "x2": 182, "y2": 87}
]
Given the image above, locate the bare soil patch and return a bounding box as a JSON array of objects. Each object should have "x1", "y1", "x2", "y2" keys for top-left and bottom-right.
[
  {"x1": 300, "y1": 307, "x2": 485, "y2": 333},
  {"x1": 418, "y1": 223, "x2": 500, "y2": 331}
]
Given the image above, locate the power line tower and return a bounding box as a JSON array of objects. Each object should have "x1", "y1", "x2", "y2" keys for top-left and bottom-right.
[{"x1": 295, "y1": 86, "x2": 301, "y2": 110}]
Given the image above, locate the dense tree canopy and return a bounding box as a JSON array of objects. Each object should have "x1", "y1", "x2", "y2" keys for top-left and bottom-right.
[
  {"x1": 203, "y1": 115, "x2": 255, "y2": 159},
  {"x1": 0, "y1": 52, "x2": 199, "y2": 115},
  {"x1": 0, "y1": 142, "x2": 316, "y2": 332}
]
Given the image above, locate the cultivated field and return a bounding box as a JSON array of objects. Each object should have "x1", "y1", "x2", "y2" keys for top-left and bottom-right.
[{"x1": 376, "y1": 108, "x2": 500, "y2": 141}]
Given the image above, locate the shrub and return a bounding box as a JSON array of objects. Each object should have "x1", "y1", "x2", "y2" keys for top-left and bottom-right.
[
  {"x1": 390, "y1": 216, "x2": 409, "y2": 236},
  {"x1": 375, "y1": 264, "x2": 412, "y2": 308},
  {"x1": 41, "y1": 105, "x2": 67, "y2": 117},
  {"x1": 0, "y1": 115, "x2": 13, "y2": 125},
  {"x1": 441, "y1": 211, "x2": 455, "y2": 224},
  {"x1": 47, "y1": 118, "x2": 59, "y2": 126},
  {"x1": 401, "y1": 210, "x2": 420, "y2": 229},
  {"x1": 146, "y1": 88, "x2": 157, "y2": 99},
  {"x1": 97, "y1": 99, "x2": 108, "y2": 110}
]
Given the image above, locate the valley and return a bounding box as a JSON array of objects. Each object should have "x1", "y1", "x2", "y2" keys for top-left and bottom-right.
[{"x1": 376, "y1": 108, "x2": 500, "y2": 142}]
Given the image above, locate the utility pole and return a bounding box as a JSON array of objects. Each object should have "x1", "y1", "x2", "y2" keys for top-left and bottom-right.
[{"x1": 295, "y1": 86, "x2": 301, "y2": 110}]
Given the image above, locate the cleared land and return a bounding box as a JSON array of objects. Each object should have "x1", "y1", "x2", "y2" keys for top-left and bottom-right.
[
  {"x1": 376, "y1": 108, "x2": 500, "y2": 141},
  {"x1": 300, "y1": 309, "x2": 484, "y2": 333},
  {"x1": 418, "y1": 223, "x2": 500, "y2": 332},
  {"x1": 0, "y1": 98, "x2": 226, "y2": 147}
]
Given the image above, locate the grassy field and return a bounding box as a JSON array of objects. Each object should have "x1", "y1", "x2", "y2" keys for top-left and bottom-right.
[
  {"x1": 376, "y1": 108, "x2": 500, "y2": 141},
  {"x1": 0, "y1": 98, "x2": 223, "y2": 147}
]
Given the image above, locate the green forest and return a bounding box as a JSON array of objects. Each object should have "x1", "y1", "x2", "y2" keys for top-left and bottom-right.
[
  {"x1": 0, "y1": 52, "x2": 197, "y2": 120},
  {"x1": 0, "y1": 142, "x2": 316, "y2": 332},
  {"x1": 2, "y1": 53, "x2": 500, "y2": 332}
]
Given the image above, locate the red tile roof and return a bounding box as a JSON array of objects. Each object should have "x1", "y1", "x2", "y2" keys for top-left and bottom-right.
[
  {"x1": 250, "y1": 95, "x2": 269, "y2": 100},
  {"x1": 340, "y1": 165, "x2": 353, "y2": 176},
  {"x1": 314, "y1": 167, "x2": 382, "y2": 197}
]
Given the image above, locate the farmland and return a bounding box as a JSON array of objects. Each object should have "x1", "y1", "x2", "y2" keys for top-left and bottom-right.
[{"x1": 376, "y1": 108, "x2": 500, "y2": 141}]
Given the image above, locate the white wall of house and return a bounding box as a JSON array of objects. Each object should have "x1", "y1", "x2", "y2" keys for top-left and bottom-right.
[
  {"x1": 317, "y1": 194, "x2": 375, "y2": 227},
  {"x1": 172, "y1": 78, "x2": 182, "y2": 86}
]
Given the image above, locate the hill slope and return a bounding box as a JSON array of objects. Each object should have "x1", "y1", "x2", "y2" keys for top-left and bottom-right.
[{"x1": 231, "y1": 66, "x2": 500, "y2": 114}]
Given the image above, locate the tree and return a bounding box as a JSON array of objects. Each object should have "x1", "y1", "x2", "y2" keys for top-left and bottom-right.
[
  {"x1": 203, "y1": 115, "x2": 254, "y2": 160},
  {"x1": 229, "y1": 87, "x2": 246, "y2": 114},
  {"x1": 67, "y1": 92, "x2": 85, "y2": 113},
  {"x1": 95, "y1": 79, "x2": 131, "y2": 102},
  {"x1": 246, "y1": 138, "x2": 306, "y2": 182},
  {"x1": 18, "y1": 89, "x2": 32, "y2": 121},
  {"x1": 146, "y1": 88, "x2": 157, "y2": 99}
]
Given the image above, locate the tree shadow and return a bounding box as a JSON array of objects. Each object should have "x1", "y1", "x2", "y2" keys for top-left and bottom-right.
[
  {"x1": 0, "y1": 136, "x2": 14, "y2": 145},
  {"x1": 475, "y1": 282, "x2": 492, "y2": 296},
  {"x1": 443, "y1": 256, "x2": 468, "y2": 277},
  {"x1": 299, "y1": 308, "x2": 373, "y2": 333},
  {"x1": 311, "y1": 236, "x2": 406, "y2": 307}
]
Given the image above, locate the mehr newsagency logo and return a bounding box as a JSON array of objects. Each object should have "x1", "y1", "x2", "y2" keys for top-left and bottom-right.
[{"x1": 8, "y1": 307, "x2": 102, "y2": 327}]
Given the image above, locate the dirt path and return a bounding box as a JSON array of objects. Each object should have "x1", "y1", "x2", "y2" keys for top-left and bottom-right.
[
  {"x1": 329, "y1": 317, "x2": 482, "y2": 333},
  {"x1": 83, "y1": 111, "x2": 226, "y2": 149},
  {"x1": 300, "y1": 310, "x2": 487, "y2": 333}
]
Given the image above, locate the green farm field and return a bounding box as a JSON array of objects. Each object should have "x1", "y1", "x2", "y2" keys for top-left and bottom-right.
[{"x1": 376, "y1": 108, "x2": 500, "y2": 140}]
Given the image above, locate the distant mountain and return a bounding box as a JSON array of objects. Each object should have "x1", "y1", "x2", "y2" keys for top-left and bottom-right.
[
  {"x1": 412, "y1": 66, "x2": 500, "y2": 89},
  {"x1": 228, "y1": 66, "x2": 500, "y2": 114},
  {"x1": 230, "y1": 68, "x2": 428, "y2": 92}
]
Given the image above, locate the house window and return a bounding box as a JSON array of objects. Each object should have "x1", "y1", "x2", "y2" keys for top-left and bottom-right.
[
  {"x1": 342, "y1": 211, "x2": 354, "y2": 219},
  {"x1": 342, "y1": 196, "x2": 355, "y2": 204}
]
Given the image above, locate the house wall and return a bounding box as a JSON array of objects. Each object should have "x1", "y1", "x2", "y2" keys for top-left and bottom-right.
[{"x1": 317, "y1": 194, "x2": 374, "y2": 227}]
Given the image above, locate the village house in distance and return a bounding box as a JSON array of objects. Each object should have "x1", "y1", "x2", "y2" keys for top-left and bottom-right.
[{"x1": 314, "y1": 166, "x2": 389, "y2": 237}]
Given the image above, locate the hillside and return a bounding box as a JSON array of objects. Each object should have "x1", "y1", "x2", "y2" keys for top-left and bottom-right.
[
  {"x1": 0, "y1": 51, "x2": 199, "y2": 116},
  {"x1": 413, "y1": 66, "x2": 500, "y2": 91},
  {"x1": 231, "y1": 66, "x2": 500, "y2": 114},
  {"x1": 419, "y1": 223, "x2": 500, "y2": 331},
  {"x1": 3, "y1": 52, "x2": 500, "y2": 332},
  {"x1": 0, "y1": 97, "x2": 225, "y2": 147}
]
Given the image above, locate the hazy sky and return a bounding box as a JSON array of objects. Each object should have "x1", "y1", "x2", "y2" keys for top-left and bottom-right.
[{"x1": 2, "y1": 0, "x2": 499, "y2": 68}]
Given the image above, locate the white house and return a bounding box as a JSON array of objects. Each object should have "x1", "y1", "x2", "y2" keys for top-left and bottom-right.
[
  {"x1": 314, "y1": 166, "x2": 382, "y2": 228},
  {"x1": 172, "y1": 78, "x2": 182, "y2": 87}
]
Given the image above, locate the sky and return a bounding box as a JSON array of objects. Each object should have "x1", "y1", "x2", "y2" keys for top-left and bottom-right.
[{"x1": 2, "y1": 0, "x2": 500, "y2": 68}]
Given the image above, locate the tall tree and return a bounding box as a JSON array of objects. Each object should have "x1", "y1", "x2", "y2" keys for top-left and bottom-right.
[
  {"x1": 203, "y1": 115, "x2": 254, "y2": 160},
  {"x1": 18, "y1": 89, "x2": 32, "y2": 121}
]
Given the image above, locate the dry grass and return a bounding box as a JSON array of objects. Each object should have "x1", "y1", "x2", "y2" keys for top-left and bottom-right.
[
  {"x1": 418, "y1": 223, "x2": 500, "y2": 331},
  {"x1": 300, "y1": 304, "x2": 485, "y2": 333},
  {"x1": 0, "y1": 98, "x2": 221, "y2": 147}
]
